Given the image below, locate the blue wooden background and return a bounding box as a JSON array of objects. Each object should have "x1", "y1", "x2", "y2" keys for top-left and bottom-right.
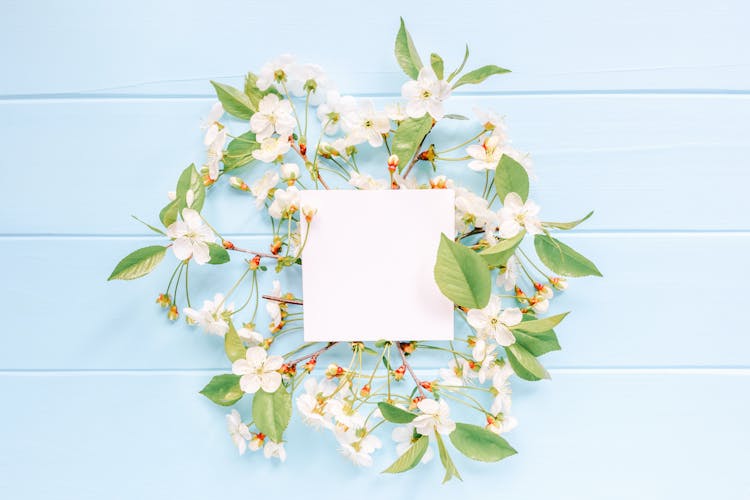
[{"x1": 1, "y1": 1, "x2": 749, "y2": 498}]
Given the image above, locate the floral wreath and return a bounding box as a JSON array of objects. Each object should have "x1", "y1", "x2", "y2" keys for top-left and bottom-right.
[{"x1": 109, "y1": 18, "x2": 601, "y2": 482}]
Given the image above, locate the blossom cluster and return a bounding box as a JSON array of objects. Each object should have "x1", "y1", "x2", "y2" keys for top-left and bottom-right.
[{"x1": 110, "y1": 19, "x2": 600, "y2": 481}]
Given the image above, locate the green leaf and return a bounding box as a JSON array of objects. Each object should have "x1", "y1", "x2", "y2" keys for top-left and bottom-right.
[
  {"x1": 382, "y1": 435, "x2": 429, "y2": 474},
  {"x1": 479, "y1": 231, "x2": 525, "y2": 267},
  {"x1": 494, "y1": 154, "x2": 529, "y2": 203},
  {"x1": 513, "y1": 329, "x2": 561, "y2": 357},
  {"x1": 452, "y1": 65, "x2": 511, "y2": 89},
  {"x1": 544, "y1": 210, "x2": 594, "y2": 230},
  {"x1": 505, "y1": 343, "x2": 550, "y2": 381},
  {"x1": 131, "y1": 215, "x2": 166, "y2": 236},
  {"x1": 252, "y1": 386, "x2": 292, "y2": 442},
  {"x1": 512, "y1": 312, "x2": 569, "y2": 333},
  {"x1": 447, "y1": 44, "x2": 470, "y2": 82},
  {"x1": 159, "y1": 164, "x2": 206, "y2": 227},
  {"x1": 223, "y1": 131, "x2": 259, "y2": 172},
  {"x1": 449, "y1": 423, "x2": 517, "y2": 462},
  {"x1": 435, "y1": 433, "x2": 462, "y2": 483},
  {"x1": 199, "y1": 374, "x2": 243, "y2": 406},
  {"x1": 224, "y1": 322, "x2": 246, "y2": 362},
  {"x1": 210, "y1": 81, "x2": 254, "y2": 119},
  {"x1": 430, "y1": 53, "x2": 444, "y2": 79},
  {"x1": 394, "y1": 17, "x2": 423, "y2": 79},
  {"x1": 534, "y1": 235, "x2": 602, "y2": 277},
  {"x1": 243, "y1": 72, "x2": 265, "y2": 111},
  {"x1": 378, "y1": 402, "x2": 417, "y2": 424},
  {"x1": 434, "y1": 234, "x2": 491, "y2": 309},
  {"x1": 392, "y1": 115, "x2": 433, "y2": 173},
  {"x1": 207, "y1": 243, "x2": 230, "y2": 265},
  {"x1": 108, "y1": 245, "x2": 167, "y2": 281}
]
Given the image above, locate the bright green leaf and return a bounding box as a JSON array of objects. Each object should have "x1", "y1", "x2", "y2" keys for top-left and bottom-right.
[
  {"x1": 430, "y1": 53, "x2": 444, "y2": 79},
  {"x1": 513, "y1": 329, "x2": 561, "y2": 357},
  {"x1": 131, "y1": 215, "x2": 166, "y2": 236},
  {"x1": 378, "y1": 402, "x2": 417, "y2": 424},
  {"x1": 382, "y1": 435, "x2": 429, "y2": 473},
  {"x1": 479, "y1": 231, "x2": 525, "y2": 267},
  {"x1": 447, "y1": 44, "x2": 470, "y2": 82},
  {"x1": 394, "y1": 17, "x2": 423, "y2": 79},
  {"x1": 494, "y1": 154, "x2": 529, "y2": 203},
  {"x1": 544, "y1": 211, "x2": 594, "y2": 230},
  {"x1": 159, "y1": 164, "x2": 205, "y2": 227},
  {"x1": 449, "y1": 423, "x2": 517, "y2": 462},
  {"x1": 392, "y1": 115, "x2": 433, "y2": 173},
  {"x1": 434, "y1": 234, "x2": 491, "y2": 309},
  {"x1": 252, "y1": 386, "x2": 292, "y2": 442},
  {"x1": 210, "y1": 81, "x2": 254, "y2": 119},
  {"x1": 207, "y1": 243, "x2": 230, "y2": 265},
  {"x1": 223, "y1": 131, "x2": 258, "y2": 172},
  {"x1": 512, "y1": 312, "x2": 569, "y2": 333},
  {"x1": 452, "y1": 65, "x2": 511, "y2": 89},
  {"x1": 534, "y1": 235, "x2": 602, "y2": 277},
  {"x1": 505, "y1": 343, "x2": 550, "y2": 381},
  {"x1": 199, "y1": 374, "x2": 243, "y2": 406},
  {"x1": 435, "y1": 433, "x2": 462, "y2": 483},
  {"x1": 224, "y1": 322, "x2": 246, "y2": 362},
  {"x1": 108, "y1": 245, "x2": 167, "y2": 281}
]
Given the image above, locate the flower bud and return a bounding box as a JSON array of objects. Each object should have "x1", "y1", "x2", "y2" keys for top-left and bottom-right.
[
  {"x1": 229, "y1": 176, "x2": 250, "y2": 191},
  {"x1": 280, "y1": 163, "x2": 300, "y2": 185},
  {"x1": 387, "y1": 154, "x2": 399, "y2": 172},
  {"x1": 249, "y1": 254, "x2": 261, "y2": 270},
  {"x1": 167, "y1": 305, "x2": 179, "y2": 321},
  {"x1": 360, "y1": 384, "x2": 371, "y2": 397},
  {"x1": 302, "y1": 204, "x2": 317, "y2": 223},
  {"x1": 280, "y1": 363, "x2": 297, "y2": 376},
  {"x1": 325, "y1": 363, "x2": 345, "y2": 379},
  {"x1": 303, "y1": 357, "x2": 317, "y2": 373},
  {"x1": 270, "y1": 237, "x2": 283, "y2": 255},
  {"x1": 550, "y1": 277, "x2": 568, "y2": 291},
  {"x1": 399, "y1": 341, "x2": 416, "y2": 355},
  {"x1": 156, "y1": 293, "x2": 171, "y2": 308},
  {"x1": 393, "y1": 365, "x2": 406, "y2": 381},
  {"x1": 420, "y1": 381, "x2": 433, "y2": 392},
  {"x1": 430, "y1": 175, "x2": 450, "y2": 189},
  {"x1": 222, "y1": 240, "x2": 235, "y2": 250}
]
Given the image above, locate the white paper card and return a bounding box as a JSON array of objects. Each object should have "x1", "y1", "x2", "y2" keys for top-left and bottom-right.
[{"x1": 299, "y1": 189, "x2": 455, "y2": 342}]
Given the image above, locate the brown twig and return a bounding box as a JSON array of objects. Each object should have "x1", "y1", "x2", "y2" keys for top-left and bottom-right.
[
  {"x1": 262, "y1": 294, "x2": 303, "y2": 306},
  {"x1": 397, "y1": 342, "x2": 427, "y2": 399},
  {"x1": 287, "y1": 341, "x2": 338, "y2": 366},
  {"x1": 228, "y1": 247, "x2": 280, "y2": 259}
]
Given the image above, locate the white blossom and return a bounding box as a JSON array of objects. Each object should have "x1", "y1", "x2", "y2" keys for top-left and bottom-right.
[
  {"x1": 487, "y1": 413, "x2": 518, "y2": 435},
  {"x1": 401, "y1": 67, "x2": 451, "y2": 120},
  {"x1": 249, "y1": 94, "x2": 296, "y2": 141},
  {"x1": 268, "y1": 185, "x2": 300, "y2": 219},
  {"x1": 439, "y1": 358, "x2": 473, "y2": 387},
  {"x1": 183, "y1": 293, "x2": 233, "y2": 337},
  {"x1": 467, "y1": 295, "x2": 522, "y2": 346},
  {"x1": 296, "y1": 377, "x2": 338, "y2": 430},
  {"x1": 498, "y1": 192, "x2": 543, "y2": 238},
  {"x1": 237, "y1": 326, "x2": 264, "y2": 346},
  {"x1": 250, "y1": 171, "x2": 280, "y2": 209},
  {"x1": 231, "y1": 346, "x2": 284, "y2": 394},
  {"x1": 317, "y1": 90, "x2": 356, "y2": 135},
  {"x1": 342, "y1": 100, "x2": 390, "y2": 147},
  {"x1": 454, "y1": 187, "x2": 493, "y2": 233},
  {"x1": 203, "y1": 124, "x2": 227, "y2": 180},
  {"x1": 201, "y1": 102, "x2": 224, "y2": 130},
  {"x1": 412, "y1": 399, "x2": 455, "y2": 436},
  {"x1": 280, "y1": 162, "x2": 300, "y2": 184},
  {"x1": 466, "y1": 133, "x2": 505, "y2": 172},
  {"x1": 335, "y1": 427, "x2": 382, "y2": 467},
  {"x1": 385, "y1": 102, "x2": 408, "y2": 122},
  {"x1": 226, "y1": 409, "x2": 252, "y2": 455},
  {"x1": 496, "y1": 255, "x2": 519, "y2": 291},
  {"x1": 265, "y1": 280, "x2": 283, "y2": 330},
  {"x1": 473, "y1": 108, "x2": 507, "y2": 135},
  {"x1": 256, "y1": 54, "x2": 296, "y2": 91},
  {"x1": 348, "y1": 172, "x2": 388, "y2": 190},
  {"x1": 252, "y1": 136, "x2": 291, "y2": 163},
  {"x1": 166, "y1": 208, "x2": 214, "y2": 265},
  {"x1": 490, "y1": 363, "x2": 514, "y2": 415},
  {"x1": 263, "y1": 440, "x2": 287, "y2": 462}
]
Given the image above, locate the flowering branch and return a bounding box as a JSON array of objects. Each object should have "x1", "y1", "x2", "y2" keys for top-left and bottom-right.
[
  {"x1": 397, "y1": 342, "x2": 427, "y2": 399},
  {"x1": 287, "y1": 341, "x2": 337, "y2": 367},
  {"x1": 262, "y1": 294, "x2": 303, "y2": 306}
]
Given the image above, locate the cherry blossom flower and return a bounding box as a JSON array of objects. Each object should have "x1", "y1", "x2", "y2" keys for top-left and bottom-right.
[
  {"x1": 496, "y1": 255, "x2": 519, "y2": 292},
  {"x1": 473, "y1": 108, "x2": 507, "y2": 135},
  {"x1": 280, "y1": 162, "x2": 300, "y2": 184},
  {"x1": 166, "y1": 208, "x2": 215, "y2": 265},
  {"x1": 317, "y1": 90, "x2": 356, "y2": 135},
  {"x1": 486, "y1": 413, "x2": 518, "y2": 435},
  {"x1": 249, "y1": 94, "x2": 296, "y2": 141},
  {"x1": 289, "y1": 63, "x2": 330, "y2": 102},
  {"x1": 231, "y1": 346, "x2": 284, "y2": 394},
  {"x1": 467, "y1": 133, "x2": 505, "y2": 172},
  {"x1": 265, "y1": 280, "x2": 283, "y2": 330},
  {"x1": 268, "y1": 186, "x2": 300, "y2": 219},
  {"x1": 412, "y1": 399, "x2": 456, "y2": 436},
  {"x1": 226, "y1": 409, "x2": 252, "y2": 455},
  {"x1": 498, "y1": 192, "x2": 543, "y2": 238},
  {"x1": 490, "y1": 363, "x2": 514, "y2": 415},
  {"x1": 256, "y1": 54, "x2": 296, "y2": 91},
  {"x1": 296, "y1": 377, "x2": 338, "y2": 430},
  {"x1": 439, "y1": 358, "x2": 473, "y2": 387},
  {"x1": 454, "y1": 187, "x2": 492, "y2": 233},
  {"x1": 201, "y1": 102, "x2": 224, "y2": 130},
  {"x1": 250, "y1": 171, "x2": 280, "y2": 209},
  {"x1": 183, "y1": 293, "x2": 233, "y2": 337},
  {"x1": 348, "y1": 172, "x2": 388, "y2": 190},
  {"x1": 401, "y1": 66, "x2": 451, "y2": 120},
  {"x1": 471, "y1": 338, "x2": 499, "y2": 383},
  {"x1": 237, "y1": 326, "x2": 264, "y2": 346},
  {"x1": 203, "y1": 124, "x2": 227, "y2": 181},
  {"x1": 342, "y1": 100, "x2": 390, "y2": 147},
  {"x1": 467, "y1": 295, "x2": 522, "y2": 346},
  {"x1": 385, "y1": 102, "x2": 408, "y2": 122},
  {"x1": 263, "y1": 440, "x2": 287, "y2": 462},
  {"x1": 335, "y1": 427, "x2": 382, "y2": 467},
  {"x1": 252, "y1": 136, "x2": 291, "y2": 163},
  {"x1": 392, "y1": 425, "x2": 434, "y2": 463}
]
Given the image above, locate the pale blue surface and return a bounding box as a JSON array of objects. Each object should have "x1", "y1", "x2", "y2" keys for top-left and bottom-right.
[{"x1": 1, "y1": 1, "x2": 749, "y2": 499}]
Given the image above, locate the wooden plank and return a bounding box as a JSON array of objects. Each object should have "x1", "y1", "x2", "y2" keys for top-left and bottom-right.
[
  {"x1": 1, "y1": 95, "x2": 748, "y2": 234},
  {"x1": 0, "y1": 371, "x2": 746, "y2": 498},
  {"x1": 0, "y1": 233, "x2": 747, "y2": 370},
  {"x1": 0, "y1": 0, "x2": 747, "y2": 95}
]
